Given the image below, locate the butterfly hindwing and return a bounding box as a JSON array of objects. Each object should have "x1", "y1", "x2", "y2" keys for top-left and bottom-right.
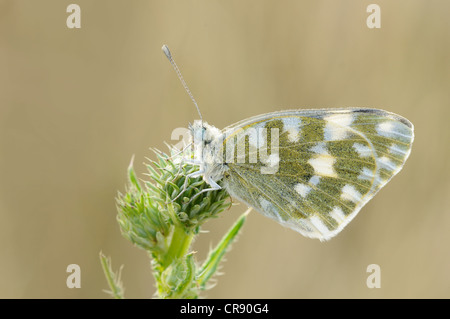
[{"x1": 220, "y1": 108, "x2": 414, "y2": 240}]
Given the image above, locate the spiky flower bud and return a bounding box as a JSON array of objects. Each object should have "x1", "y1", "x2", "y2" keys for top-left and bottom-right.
[
  {"x1": 110, "y1": 149, "x2": 245, "y2": 298},
  {"x1": 116, "y1": 150, "x2": 231, "y2": 253}
]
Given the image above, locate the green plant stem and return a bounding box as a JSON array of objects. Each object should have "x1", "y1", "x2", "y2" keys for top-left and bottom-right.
[{"x1": 163, "y1": 225, "x2": 194, "y2": 268}]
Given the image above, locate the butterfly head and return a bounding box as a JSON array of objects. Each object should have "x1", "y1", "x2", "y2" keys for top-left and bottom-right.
[
  {"x1": 188, "y1": 120, "x2": 226, "y2": 184},
  {"x1": 190, "y1": 120, "x2": 223, "y2": 149}
]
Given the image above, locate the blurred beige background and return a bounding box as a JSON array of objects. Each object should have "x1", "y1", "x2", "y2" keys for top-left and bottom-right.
[{"x1": 0, "y1": 0, "x2": 449, "y2": 298}]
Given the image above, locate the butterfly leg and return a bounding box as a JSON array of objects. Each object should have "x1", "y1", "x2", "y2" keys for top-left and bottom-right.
[
  {"x1": 183, "y1": 158, "x2": 203, "y2": 165},
  {"x1": 169, "y1": 153, "x2": 203, "y2": 191},
  {"x1": 187, "y1": 177, "x2": 222, "y2": 204},
  {"x1": 172, "y1": 157, "x2": 199, "y2": 180},
  {"x1": 170, "y1": 167, "x2": 205, "y2": 203},
  {"x1": 166, "y1": 141, "x2": 193, "y2": 160}
]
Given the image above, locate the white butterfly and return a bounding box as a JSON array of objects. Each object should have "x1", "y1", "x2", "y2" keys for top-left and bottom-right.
[{"x1": 163, "y1": 45, "x2": 414, "y2": 241}]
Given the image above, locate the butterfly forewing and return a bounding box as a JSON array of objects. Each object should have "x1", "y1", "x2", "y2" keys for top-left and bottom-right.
[{"x1": 220, "y1": 108, "x2": 414, "y2": 240}]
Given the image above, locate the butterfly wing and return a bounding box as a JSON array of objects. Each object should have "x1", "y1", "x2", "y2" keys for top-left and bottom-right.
[{"x1": 220, "y1": 108, "x2": 414, "y2": 240}]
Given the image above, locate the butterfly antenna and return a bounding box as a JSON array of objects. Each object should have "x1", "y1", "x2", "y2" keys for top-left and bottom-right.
[{"x1": 162, "y1": 45, "x2": 203, "y2": 122}]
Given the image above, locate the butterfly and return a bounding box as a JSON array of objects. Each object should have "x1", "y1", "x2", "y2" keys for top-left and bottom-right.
[{"x1": 162, "y1": 45, "x2": 414, "y2": 241}]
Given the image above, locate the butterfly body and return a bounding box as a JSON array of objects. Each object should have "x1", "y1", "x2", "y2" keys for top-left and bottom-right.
[{"x1": 189, "y1": 108, "x2": 414, "y2": 241}]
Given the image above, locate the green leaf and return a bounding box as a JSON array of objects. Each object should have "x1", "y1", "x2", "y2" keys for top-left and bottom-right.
[
  {"x1": 127, "y1": 155, "x2": 142, "y2": 192},
  {"x1": 196, "y1": 209, "x2": 250, "y2": 289},
  {"x1": 99, "y1": 252, "x2": 124, "y2": 299}
]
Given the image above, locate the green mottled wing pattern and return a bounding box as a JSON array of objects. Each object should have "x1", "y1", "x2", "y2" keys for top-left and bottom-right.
[{"x1": 220, "y1": 108, "x2": 414, "y2": 240}]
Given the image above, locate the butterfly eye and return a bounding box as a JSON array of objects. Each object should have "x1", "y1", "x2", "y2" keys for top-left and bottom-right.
[{"x1": 199, "y1": 126, "x2": 208, "y2": 141}]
